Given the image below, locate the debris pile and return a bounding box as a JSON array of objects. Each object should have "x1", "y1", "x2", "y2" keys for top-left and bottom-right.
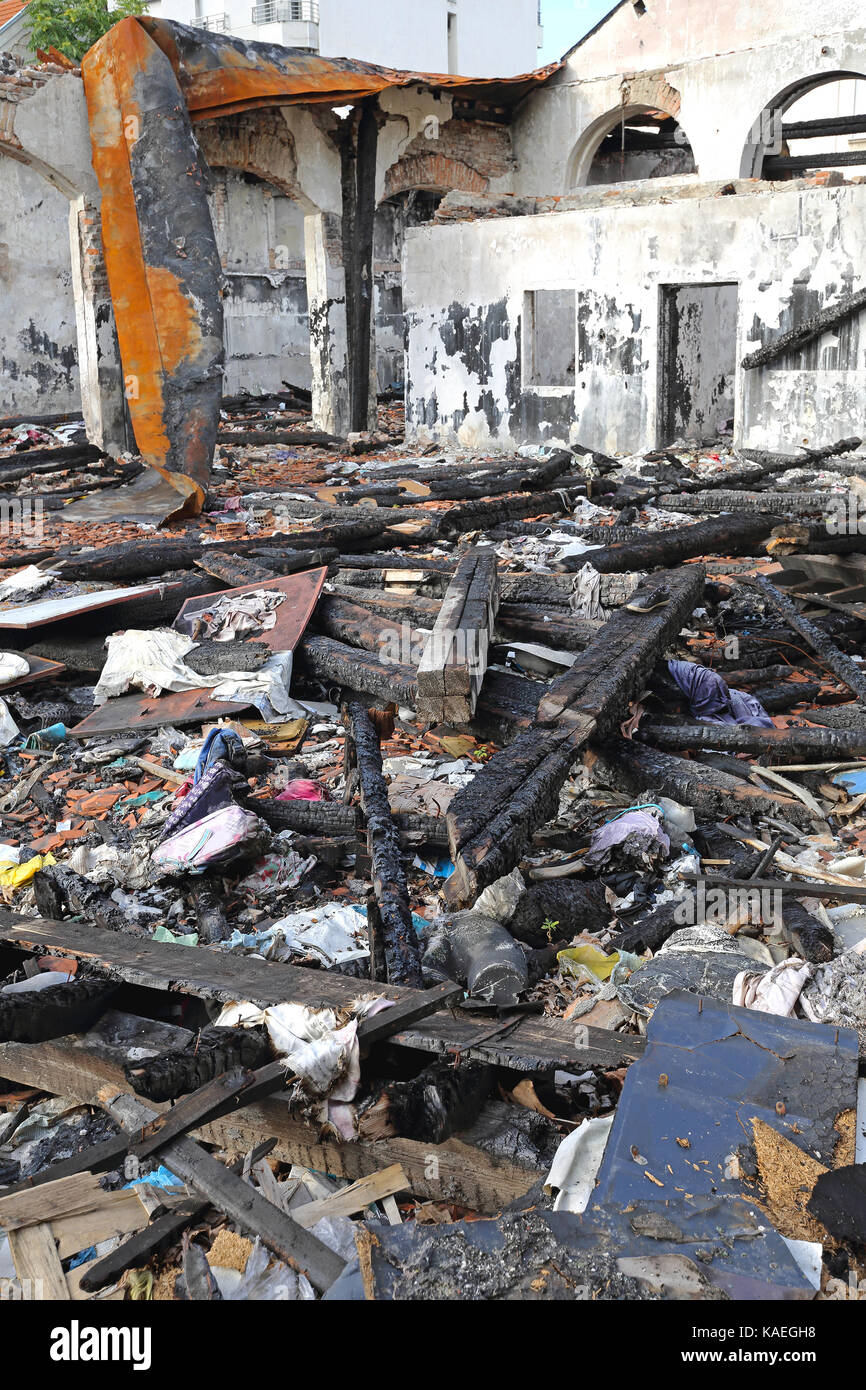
[{"x1": 0, "y1": 408, "x2": 865, "y2": 1302}]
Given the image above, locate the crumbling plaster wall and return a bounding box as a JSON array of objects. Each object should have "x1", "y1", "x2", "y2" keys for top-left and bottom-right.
[
  {"x1": 0, "y1": 66, "x2": 129, "y2": 448},
  {"x1": 403, "y1": 179, "x2": 866, "y2": 454},
  {"x1": 0, "y1": 156, "x2": 79, "y2": 414},
  {"x1": 0, "y1": 67, "x2": 97, "y2": 417},
  {"x1": 511, "y1": 4, "x2": 866, "y2": 192}
]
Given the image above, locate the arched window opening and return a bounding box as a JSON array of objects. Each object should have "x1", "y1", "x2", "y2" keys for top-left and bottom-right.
[
  {"x1": 746, "y1": 73, "x2": 866, "y2": 179},
  {"x1": 586, "y1": 110, "x2": 696, "y2": 185}
]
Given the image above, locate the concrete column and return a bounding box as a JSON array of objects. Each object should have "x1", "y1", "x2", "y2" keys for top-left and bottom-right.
[
  {"x1": 68, "y1": 195, "x2": 130, "y2": 457},
  {"x1": 304, "y1": 210, "x2": 350, "y2": 437}
]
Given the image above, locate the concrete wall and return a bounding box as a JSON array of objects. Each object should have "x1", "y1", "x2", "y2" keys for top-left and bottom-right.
[
  {"x1": 208, "y1": 169, "x2": 312, "y2": 394},
  {"x1": 0, "y1": 155, "x2": 79, "y2": 414},
  {"x1": 402, "y1": 178, "x2": 866, "y2": 454},
  {"x1": 512, "y1": 4, "x2": 866, "y2": 192}
]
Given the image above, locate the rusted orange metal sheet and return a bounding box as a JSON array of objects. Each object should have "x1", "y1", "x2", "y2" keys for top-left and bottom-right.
[
  {"x1": 81, "y1": 18, "x2": 561, "y2": 522},
  {"x1": 82, "y1": 19, "x2": 224, "y2": 521},
  {"x1": 138, "y1": 18, "x2": 564, "y2": 121}
]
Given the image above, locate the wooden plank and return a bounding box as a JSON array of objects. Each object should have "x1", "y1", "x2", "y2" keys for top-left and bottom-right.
[
  {"x1": 0, "y1": 1028, "x2": 548, "y2": 1214},
  {"x1": 0, "y1": 917, "x2": 418, "y2": 1012},
  {"x1": 128, "y1": 1060, "x2": 288, "y2": 1161},
  {"x1": 417, "y1": 546, "x2": 499, "y2": 722},
  {"x1": 356, "y1": 979, "x2": 463, "y2": 1053},
  {"x1": 0, "y1": 1172, "x2": 112, "y2": 1232},
  {"x1": 0, "y1": 922, "x2": 637, "y2": 1076},
  {"x1": 79, "y1": 1142, "x2": 277, "y2": 1293},
  {"x1": 393, "y1": 1011, "x2": 646, "y2": 1072},
  {"x1": 53, "y1": 1192, "x2": 150, "y2": 1260},
  {"x1": 291, "y1": 1164, "x2": 408, "y2": 1228},
  {"x1": 100, "y1": 1091, "x2": 345, "y2": 1294},
  {"x1": 8, "y1": 1223, "x2": 69, "y2": 1300}
]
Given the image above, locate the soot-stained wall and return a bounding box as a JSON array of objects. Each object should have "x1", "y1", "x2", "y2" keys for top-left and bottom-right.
[
  {"x1": 0, "y1": 157, "x2": 79, "y2": 415},
  {"x1": 404, "y1": 178, "x2": 866, "y2": 454}
]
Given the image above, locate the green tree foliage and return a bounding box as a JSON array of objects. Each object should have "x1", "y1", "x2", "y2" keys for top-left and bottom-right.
[{"x1": 26, "y1": 0, "x2": 148, "y2": 62}]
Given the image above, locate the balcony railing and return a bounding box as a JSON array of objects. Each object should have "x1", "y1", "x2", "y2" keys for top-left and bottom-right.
[
  {"x1": 251, "y1": 0, "x2": 319, "y2": 23},
  {"x1": 200, "y1": 12, "x2": 231, "y2": 30}
]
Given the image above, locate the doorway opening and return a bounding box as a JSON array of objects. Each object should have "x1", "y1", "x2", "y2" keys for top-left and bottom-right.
[{"x1": 659, "y1": 283, "x2": 738, "y2": 445}]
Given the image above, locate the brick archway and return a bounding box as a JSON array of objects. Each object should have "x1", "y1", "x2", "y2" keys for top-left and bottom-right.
[
  {"x1": 384, "y1": 152, "x2": 489, "y2": 199},
  {"x1": 196, "y1": 108, "x2": 315, "y2": 208},
  {"x1": 567, "y1": 75, "x2": 688, "y2": 188}
]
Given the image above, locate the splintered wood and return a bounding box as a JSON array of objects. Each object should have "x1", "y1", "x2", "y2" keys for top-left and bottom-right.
[{"x1": 416, "y1": 546, "x2": 499, "y2": 723}]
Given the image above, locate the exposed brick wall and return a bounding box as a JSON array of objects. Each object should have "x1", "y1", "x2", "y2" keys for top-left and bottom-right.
[
  {"x1": 384, "y1": 117, "x2": 514, "y2": 198},
  {"x1": 197, "y1": 109, "x2": 301, "y2": 199},
  {"x1": 619, "y1": 73, "x2": 681, "y2": 117},
  {"x1": 75, "y1": 196, "x2": 110, "y2": 300}
]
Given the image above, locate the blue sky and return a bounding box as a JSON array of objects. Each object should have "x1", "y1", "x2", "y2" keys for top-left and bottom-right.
[{"x1": 538, "y1": 0, "x2": 618, "y2": 63}]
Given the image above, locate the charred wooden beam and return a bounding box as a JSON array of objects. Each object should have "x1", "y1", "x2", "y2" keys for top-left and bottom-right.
[
  {"x1": 417, "y1": 546, "x2": 499, "y2": 723},
  {"x1": 589, "y1": 737, "x2": 813, "y2": 828},
  {"x1": 124, "y1": 1025, "x2": 272, "y2": 1103},
  {"x1": 742, "y1": 290, "x2": 866, "y2": 369},
  {"x1": 739, "y1": 438, "x2": 861, "y2": 472},
  {"x1": 297, "y1": 634, "x2": 417, "y2": 707},
  {"x1": 567, "y1": 514, "x2": 776, "y2": 574},
  {"x1": 443, "y1": 566, "x2": 705, "y2": 906},
  {"x1": 51, "y1": 527, "x2": 378, "y2": 584},
  {"x1": 440, "y1": 490, "x2": 584, "y2": 537},
  {"x1": 343, "y1": 701, "x2": 423, "y2": 988},
  {"x1": 0, "y1": 445, "x2": 104, "y2": 483},
  {"x1": 744, "y1": 573, "x2": 866, "y2": 703},
  {"x1": 255, "y1": 796, "x2": 450, "y2": 848},
  {"x1": 326, "y1": 583, "x2": 600, "y2": 652},
  {"x1": 655, "y1": 490, "x2": 831, "y2": 516},
  {"x1": 0, "y1": 977, "x2": 118, "y2": 1045},
  {"x1": 33, "y1": 865, "x2": 143, "y2": 935},
  {"x1": 496, "y1": 605, "x2": 600, "y2": 652},
  {"x1": 638, "y1": 721, "x2": 866, "y2": 758},
  {"x1": 194, "y1": 553, "x2": 279, "y2": 586},
  {"x1": 335, "y1": 552, "x2": 455, "y2": 574},
  {"x1": 777, "y1": 897, "x2": 834, "y2": 963},
  {"x1": 751, "y1": 681, "x2": 820, "y2": 711},
  {"x1": 313, "y1": 594, "x2": 426, "y2": 659},
  {"x1": 685, "y1": 871, "x2": 866, "y2": 906},
  {"x1": 764, "y1": 149, "x2": 866, "y2": 175},
  {"x1": 324, "y1": 584, "x2": 441, "y2": 627}
]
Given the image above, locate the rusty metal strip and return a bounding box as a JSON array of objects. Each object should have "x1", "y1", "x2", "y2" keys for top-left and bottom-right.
[
  {"x1": 81, "y1": 19, "x2": 224, "y2": 522},
  {"x1": 81, "y1": 18, "x2": 561, "y2": 521}
]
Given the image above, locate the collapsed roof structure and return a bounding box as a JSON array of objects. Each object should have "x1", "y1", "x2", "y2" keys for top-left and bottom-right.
[{"x1": 0, "y1": 0, "x2": 864, "y2": 1312}]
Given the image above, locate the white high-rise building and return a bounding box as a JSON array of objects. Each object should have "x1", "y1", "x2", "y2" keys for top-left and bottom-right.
[{"x1": 143, "y1": 0, "x2": 544, "y2": 78}]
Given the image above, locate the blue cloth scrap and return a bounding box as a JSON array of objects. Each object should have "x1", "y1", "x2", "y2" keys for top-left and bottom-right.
[
  {"x1": 194, "y1": 728, "x2": 244, "y2": 783},
  {"x1": 667, "y1": 660, "x2": 773, "y2": 728}
]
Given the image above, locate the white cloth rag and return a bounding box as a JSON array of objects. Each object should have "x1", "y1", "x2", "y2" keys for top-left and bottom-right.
[{"x1": 732, "y1": 957, "x2": 812, "y2": 1016}]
